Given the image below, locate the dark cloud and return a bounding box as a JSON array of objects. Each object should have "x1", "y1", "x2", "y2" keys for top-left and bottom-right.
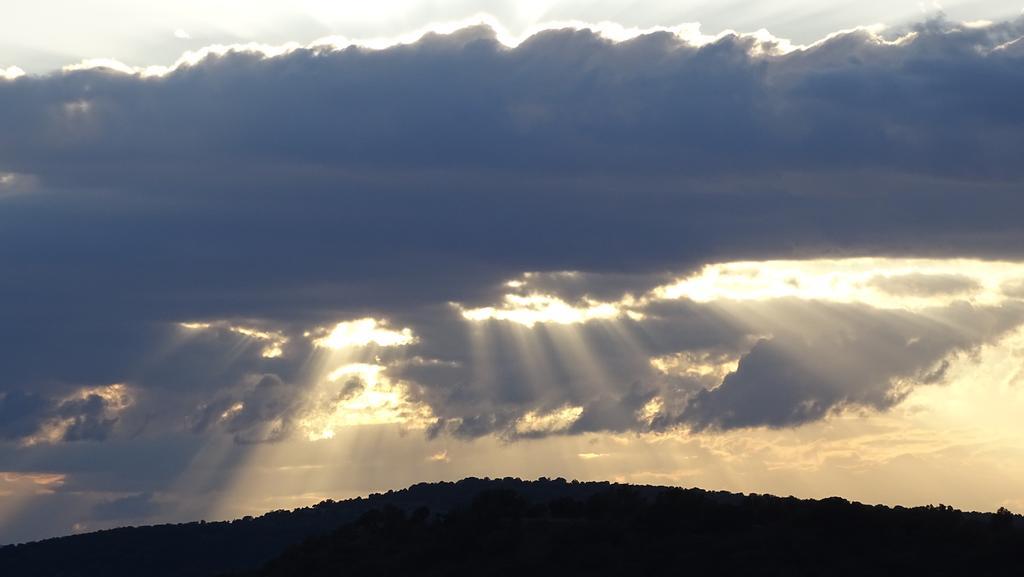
[
  {"x1": 90, "y1": 492, "x2": 161, "y2": 522},
  {"x1": 677, "y1": 301, "x2": 1024, "y2": 430},
  {"x1": 393, "y1": 309, "x2": 677, "y2": 439},
  {"x1": 57, "y1": 394, "x2": 121, "y2": 442},
  {"x1": 3, "y1": 19, "x2": 1019, "y2": 179},
  {"x1": 0, "y1": 20, "x2": 1022, "y2": 345},
  {"x1": 0, "y1": 389, "x2": 125, "y2": 443},
  {"x1": 389, "y1": 294, "x2": 1024, "y2": 438},
  {"x1": 0, "y1": 392, "x2": 52, "y2": 441},
  {"x1": 190, "y1": 374, "x2": 302, "y2": 444},
  {"x1": 0, "y1": 17, "x2": 1021, "y2": 447}
]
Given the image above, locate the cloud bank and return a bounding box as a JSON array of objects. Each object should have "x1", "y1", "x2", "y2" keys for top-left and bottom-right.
[{"x1": 1, "y1": 17, "x2": 1023, "y2": 449}]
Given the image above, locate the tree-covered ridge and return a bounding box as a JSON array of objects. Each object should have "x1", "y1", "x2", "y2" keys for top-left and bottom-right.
[
  {"x1": 2, "y1": 478, "x2": 1022, "y2": 576},
  {"x1": 240, "y1": 484, "x2": 1024, "y2": 577}
]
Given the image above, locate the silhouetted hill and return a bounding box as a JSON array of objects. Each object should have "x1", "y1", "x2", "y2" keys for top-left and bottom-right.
[
  {"x1": 0, "y1": 478, "x2": 660, "y2": 576},
  {"x1": 2, "y1": 478, "x2": 1023, "y2": 576}
]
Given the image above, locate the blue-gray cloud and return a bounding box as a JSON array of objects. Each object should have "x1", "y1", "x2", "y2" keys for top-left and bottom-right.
[
  {"x1": 677, "y1": 301, "x2": 1024, "y2": 430},
  {"x1": 0, "y1": 17, "x2": 1022, "y2": 447},
  {"x1": 0, "y1": 390, "x2": 124, "y2": 443},
  {"x1": 90, "y1": 492, "x2": 161, "y2": 522}
]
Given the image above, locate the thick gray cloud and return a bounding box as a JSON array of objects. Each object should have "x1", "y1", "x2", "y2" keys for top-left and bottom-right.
[
  {"x1": 678, "y1": 301, "x2": 1024, "y2": 430},
  {"x1": 0, "y1": 392, "x2": 52, "y2": 441},
  {"x1": 393, "y1": 295, "x2": 1024, "y2": 438},
  {"x1": 90, "y1": 492, "x2": 161, "y2": 522},
  {"x1": 195, "y1": 374, "x2": 302, "y2": 444},
  {"x1": 0, "y1": 390, "x2": 124, "y2": 443},
  {"x1": 2, "y1": 18, "x2": 1022, "y2": 178},
  {"x1": 0, "y1": 17, "x2": 1022, "y2": 447}
]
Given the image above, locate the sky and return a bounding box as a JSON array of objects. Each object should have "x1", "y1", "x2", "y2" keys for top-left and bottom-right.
[
  {"x1": 2, "y1": 0, "x2": 1024, "y2": 544},
  {"x1": 3, "y1": 0, "x2": 1024, "y2": 73}
]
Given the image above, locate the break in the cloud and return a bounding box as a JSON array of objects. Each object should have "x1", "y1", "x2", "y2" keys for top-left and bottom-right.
[{"x1": 2, "y1": 15, "x2": 1024, "y2": 542}]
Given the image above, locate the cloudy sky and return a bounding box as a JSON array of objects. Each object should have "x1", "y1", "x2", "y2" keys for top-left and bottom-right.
[{"x1": 3, "y1": 0, "x2": 1024, "y2": 544}]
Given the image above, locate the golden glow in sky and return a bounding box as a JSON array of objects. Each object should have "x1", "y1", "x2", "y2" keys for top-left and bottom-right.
[
  {"x1": 180, "y1": 321, "x2": 288, "y2": 358},
  {"x1": 513, "y1": 405, "x2": 584, "y2": 436},
  {"x1": 312, "y1": 318, "x2": 416, "y2": 349},
  {"x1": 458, "y1": 293, "x2": 631, "y2": 327},
  {"x1": 174, "y1": 258, "x2": 1024, "y2": 451},
  {"x1": 202, "y1": 320, "x2": 1024, "y2": 523},
  {"x1": 208, "y1": 318, "x2": 1024, "y2": 523},
  {"x1": 656, "y1": 258, "x2": 1024, "y2": 308},
  {"x1": 10, "y1": 257, "x2": 1024, "y2": 540},
  {"x1": 298, "y1": 363, "x2": 433, "y2": 440}
]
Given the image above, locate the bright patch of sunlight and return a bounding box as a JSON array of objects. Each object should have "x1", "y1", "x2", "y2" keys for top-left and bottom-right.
[
  {"x1": 179, "y1": 321, "x2": 288, "y2": 358},
  {"x1": 230, "y1": 326, "x2": 287, "y2": 358},
  {"x1": 298, "y1": 363, "x2": 433, "y2": 440},
  {"x1": 0, "y1": 66, "x2": 24, "y2": 80},
  {"x1": 651, "y1": 351, "x2": 743, "y2": 384},
  {"x1": 179, "y1": 322, "x2": 212, "y2": 330},
  {"x1": 311, "y1": 318, "x2": 415, "y2": 350},
  {"x1": 514, "y1": 405, "x2": 584, "y2": 435},
  {"x1": 459, "y1": 294, "x2": 634, "y2": 327},
  {"x1": 460, "y1": 258, "x2": 1024, "y2": 328},
  {"x1": 655, "y1": 258, "x2": 1024, "y2": 309},
  {"x1": 427, "y1": 450, "x2": 450, "y2": 462},
  {"x1": 219, "y1": 402, "x2": 245, "y2": 423},
  {"x1": 637, "y1": 398, "x2": 664, "y2": 427}
]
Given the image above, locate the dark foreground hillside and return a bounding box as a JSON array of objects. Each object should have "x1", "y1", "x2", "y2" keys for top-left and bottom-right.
[
  {"x1": 237, "y1": 486, "x2": 1024, "y2": 577},
  {"x1": 3, "y1": 478, "x2": 1023, "y2": 576}
]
